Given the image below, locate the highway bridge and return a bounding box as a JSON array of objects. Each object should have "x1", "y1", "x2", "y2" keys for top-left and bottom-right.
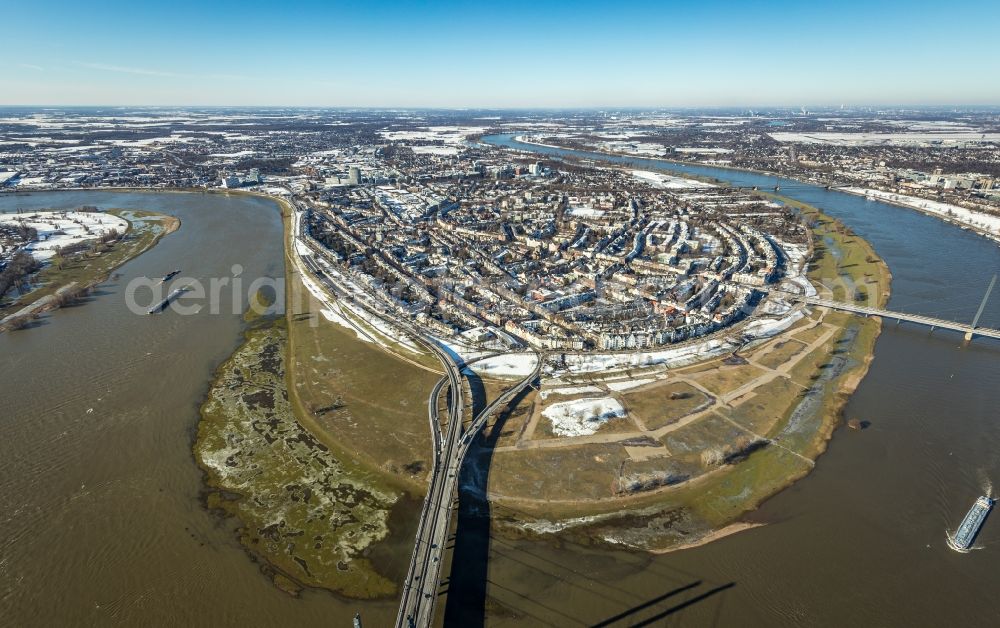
[
  {"x1": 396, "y1": 351, "x2": 541, "y2": 628},
  {"x1": 776, "y1": 274, "x2": 999, "y2": 341},
  {"x1": 395, "y1": 340, "x2": 466, "y2": 628},
  {"x1": 292, "y1": 203, "x2": 997, "y2": 625},
  {"x1": 796, "y1": 295, "x2": 1000, "y2": 340},
  {"x1": 290, "y1": 218, "x2": 526, "y2": 627}
]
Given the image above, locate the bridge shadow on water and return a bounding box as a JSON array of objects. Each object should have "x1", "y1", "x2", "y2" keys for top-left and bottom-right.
[
  {"x1": 590, "y1": 581, "x2": 736, "y2": 627},
  {"x1": 442, "y1": 371, "x2": 532, "y2": 627},
  {"x1": 442, "y1": 370, "x2": 735, "y2": 626}
]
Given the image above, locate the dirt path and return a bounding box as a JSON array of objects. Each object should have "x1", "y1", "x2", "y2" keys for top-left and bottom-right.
[{"x1": 497, "y1": 316, "x2": 838, "y2": 453}]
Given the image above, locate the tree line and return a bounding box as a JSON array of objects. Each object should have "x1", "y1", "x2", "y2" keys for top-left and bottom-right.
[{"x1": 0, "y1": 252, "x2": 41, "y2": 300}]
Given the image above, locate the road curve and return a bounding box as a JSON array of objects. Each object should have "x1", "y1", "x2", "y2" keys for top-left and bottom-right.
[{"x1": 396, "y1": 352, "x2": 541, "y2": 628}]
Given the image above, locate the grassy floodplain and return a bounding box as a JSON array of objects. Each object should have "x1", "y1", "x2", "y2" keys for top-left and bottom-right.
[
  {"x1": 194, "y1": 312, "x2": 402, "y2": 598},
  {"x1": 0, "y1": 209, "x2": 179, "y2": 329},
  {"x1": 194, "y1": 188, "x2": 891, "y2": 593},
  {"x1": 194, "y1": 198, "x2": 438, "y2": 598},
  {"x1": 481, "y1": 197, "x2": 890, "y2": 551}
]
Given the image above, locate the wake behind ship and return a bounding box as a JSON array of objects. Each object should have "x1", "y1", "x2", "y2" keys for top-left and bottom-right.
[{"x1": 948, "y1": 496, "x2": 994, "y2": 552}]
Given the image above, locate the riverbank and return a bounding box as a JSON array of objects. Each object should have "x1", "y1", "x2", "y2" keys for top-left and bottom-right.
[
  {"x1": 651, "y1": 522, "x2": 767, "y2": 554},
  {"x1": 478, "y1": 187, "x2": 890, "y2": 553},
  {"x1": 193, "y1": 312, "x2": 403, "y2": 599},
  {"x1": 504, "y1": 133, "x2": 1000, "y2": 246},
  {"x1": 838, "y1": 186, "x2": 1000, "y2": 245},
  {"x1": 278, "y1": 197, "x2": 440, "y2": 494},
  {"x1": 192, "y1": 193, "x2": 434, "y2": 600},
  {"x1": 508, "y1": 134, "x2": 788, "y2": 181},
  {"x1": 0, "y1": 208, "x2": 179, "y2": 331}
]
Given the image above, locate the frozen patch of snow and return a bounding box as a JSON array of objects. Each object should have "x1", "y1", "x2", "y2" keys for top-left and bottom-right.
[
  {"x1": 631, "y1": 170, "x2": 713, "y2": 190},
  {"x1": 467, "y1": 353, "x2": 537, "y2": 378},
  {"x1": 411, "y1": 145, "x2": 460, "y2": 156},
  {"x1": 742, "y1": 311, "x2": 805, "y2": 338},
  {"x1": 542, "y1": 397, "x2": 626, "y2": 437},
  {"x1": 519, "y1": 512, "x2": 619, "y2": 534},
  {"x1": 435, "y1": 337, "x2": 492, "y2": 364},
  {"x1": 760, "y1": 295, "x2": 795, "y2": 316},
  {"x1": 567, "y1": 206, "x2": 605, "y2": 218},
  {"x1": 781, "y1": 275, "x2": 818, "y2": 298}
]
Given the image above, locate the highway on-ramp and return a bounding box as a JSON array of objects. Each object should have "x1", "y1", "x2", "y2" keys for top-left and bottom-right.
[{"x1": 395, "y1": 350, "x2": 541, "y2": 628}]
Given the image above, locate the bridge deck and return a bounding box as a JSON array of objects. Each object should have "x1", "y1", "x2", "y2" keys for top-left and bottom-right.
[{"x1": 793, "y1": 295, "x2": 1000, "y2": 340}]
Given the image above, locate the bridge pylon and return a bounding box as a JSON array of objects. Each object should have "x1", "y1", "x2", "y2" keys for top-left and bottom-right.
[{"x1": 966, "y1": 274, "x2": 997, "y2": 341}]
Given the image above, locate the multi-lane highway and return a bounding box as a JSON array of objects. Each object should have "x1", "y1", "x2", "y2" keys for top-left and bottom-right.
[
  {"x1": 396, "y1": 350, "x2": 541, "y2": 628},
  {"x1": 395, "y1": 341, "x2": 465, "y2": 628},
  {"x1": 288, "y1": 202, "x2": 536, "y2": 626}
]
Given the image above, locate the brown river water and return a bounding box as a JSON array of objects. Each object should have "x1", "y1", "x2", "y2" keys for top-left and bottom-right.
[
  {"x1": 0, "y1": 191, "x2": 397, "y2": 626},
  {"x1": 2, "y1": 185, "x2": 1000, "y2": 627}
]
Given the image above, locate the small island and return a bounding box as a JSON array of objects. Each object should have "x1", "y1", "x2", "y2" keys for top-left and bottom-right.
[{"x1": 0, "y1": 207, "x2": 178, "y2": 331}]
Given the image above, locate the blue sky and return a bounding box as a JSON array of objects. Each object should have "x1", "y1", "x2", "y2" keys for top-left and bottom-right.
[{"x1": 4, "y1": 0, "x2": 999, "y2": 107}]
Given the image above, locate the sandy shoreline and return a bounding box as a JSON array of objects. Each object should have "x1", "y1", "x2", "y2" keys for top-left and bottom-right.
[{"x1": 653, "y1": 522, "x2": 768, "y2": 554}]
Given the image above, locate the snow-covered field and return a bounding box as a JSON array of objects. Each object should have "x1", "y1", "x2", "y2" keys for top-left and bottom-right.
[
  {"x1": 436, "y1": 336, "x2": 493, "y2": 364},
  {"x1": 466, "y1": 353, "x2": 537, "y2": 378},
  {"x1": 770, "y1": 131, "x2": 1000, "y2": 146},
  {"x1": 598, "y1": 141, "x2": 668, "y2": 157},
  {"x1": 209, "y1": 150, "x2": 256, "y2": 158},
  {"x1": 380, "y1": 126, "x2": 485, "y2": 145},
  {"x1": 501, "y1": 122, "x2": 567, "y2": 129},
  {"x1": 513, "y1": 135, "x2": 570, "y2": 150},
  {"x1": 558, "y1": 308, "x2": 805, "y2": 375},
  {"x1": 0, "y1": 211, "x2": 128, "y2": 261},
  {"x1": 781, "y1": 275, "x2": 818, "y2": 298},
  {"x1": 411, "y1": 145, "x2": 460, "y2": 156},
  {"x1": 631, "y1": 169, "x2": 713, "y2": 190},
  {"x1": 742, "y1": 310, "x2": 805, "y2": 337},
  {"x1": 673, "y1": 147, "x2": 733, "y2": 154},
  {"x1": 542, "y1": 397, "x2": 626, "y2": 437},
  {"x1": 843, "y1": 187, "x2": 1000, "y2": 239},
  {"x1": 567, "y1": 206, "x2": 605, "y2": 218}
]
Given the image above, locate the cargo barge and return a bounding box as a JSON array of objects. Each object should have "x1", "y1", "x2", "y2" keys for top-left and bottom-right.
[
  {"x1": 148, "y1": 285, "x2": 191, "y2": 314},
  {"x1": 948, "y1": 495, "x2": 994, "y2": 552}
]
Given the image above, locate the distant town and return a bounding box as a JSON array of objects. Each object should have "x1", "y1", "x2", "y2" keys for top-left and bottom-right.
[
  {"x1": 6, "y1": 107, "x2": 997, "y2": 350},
  {"x1": 0, "y1": 107, "x2": 995, "y2": 596},
  {"x1": 4, "y1": 100, "x2": 1000, "y2": 626}
]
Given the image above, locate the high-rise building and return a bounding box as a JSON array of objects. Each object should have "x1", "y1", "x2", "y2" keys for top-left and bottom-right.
[{"x1": 348, "y1": 166, "x2": 361, "y2": 185}]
